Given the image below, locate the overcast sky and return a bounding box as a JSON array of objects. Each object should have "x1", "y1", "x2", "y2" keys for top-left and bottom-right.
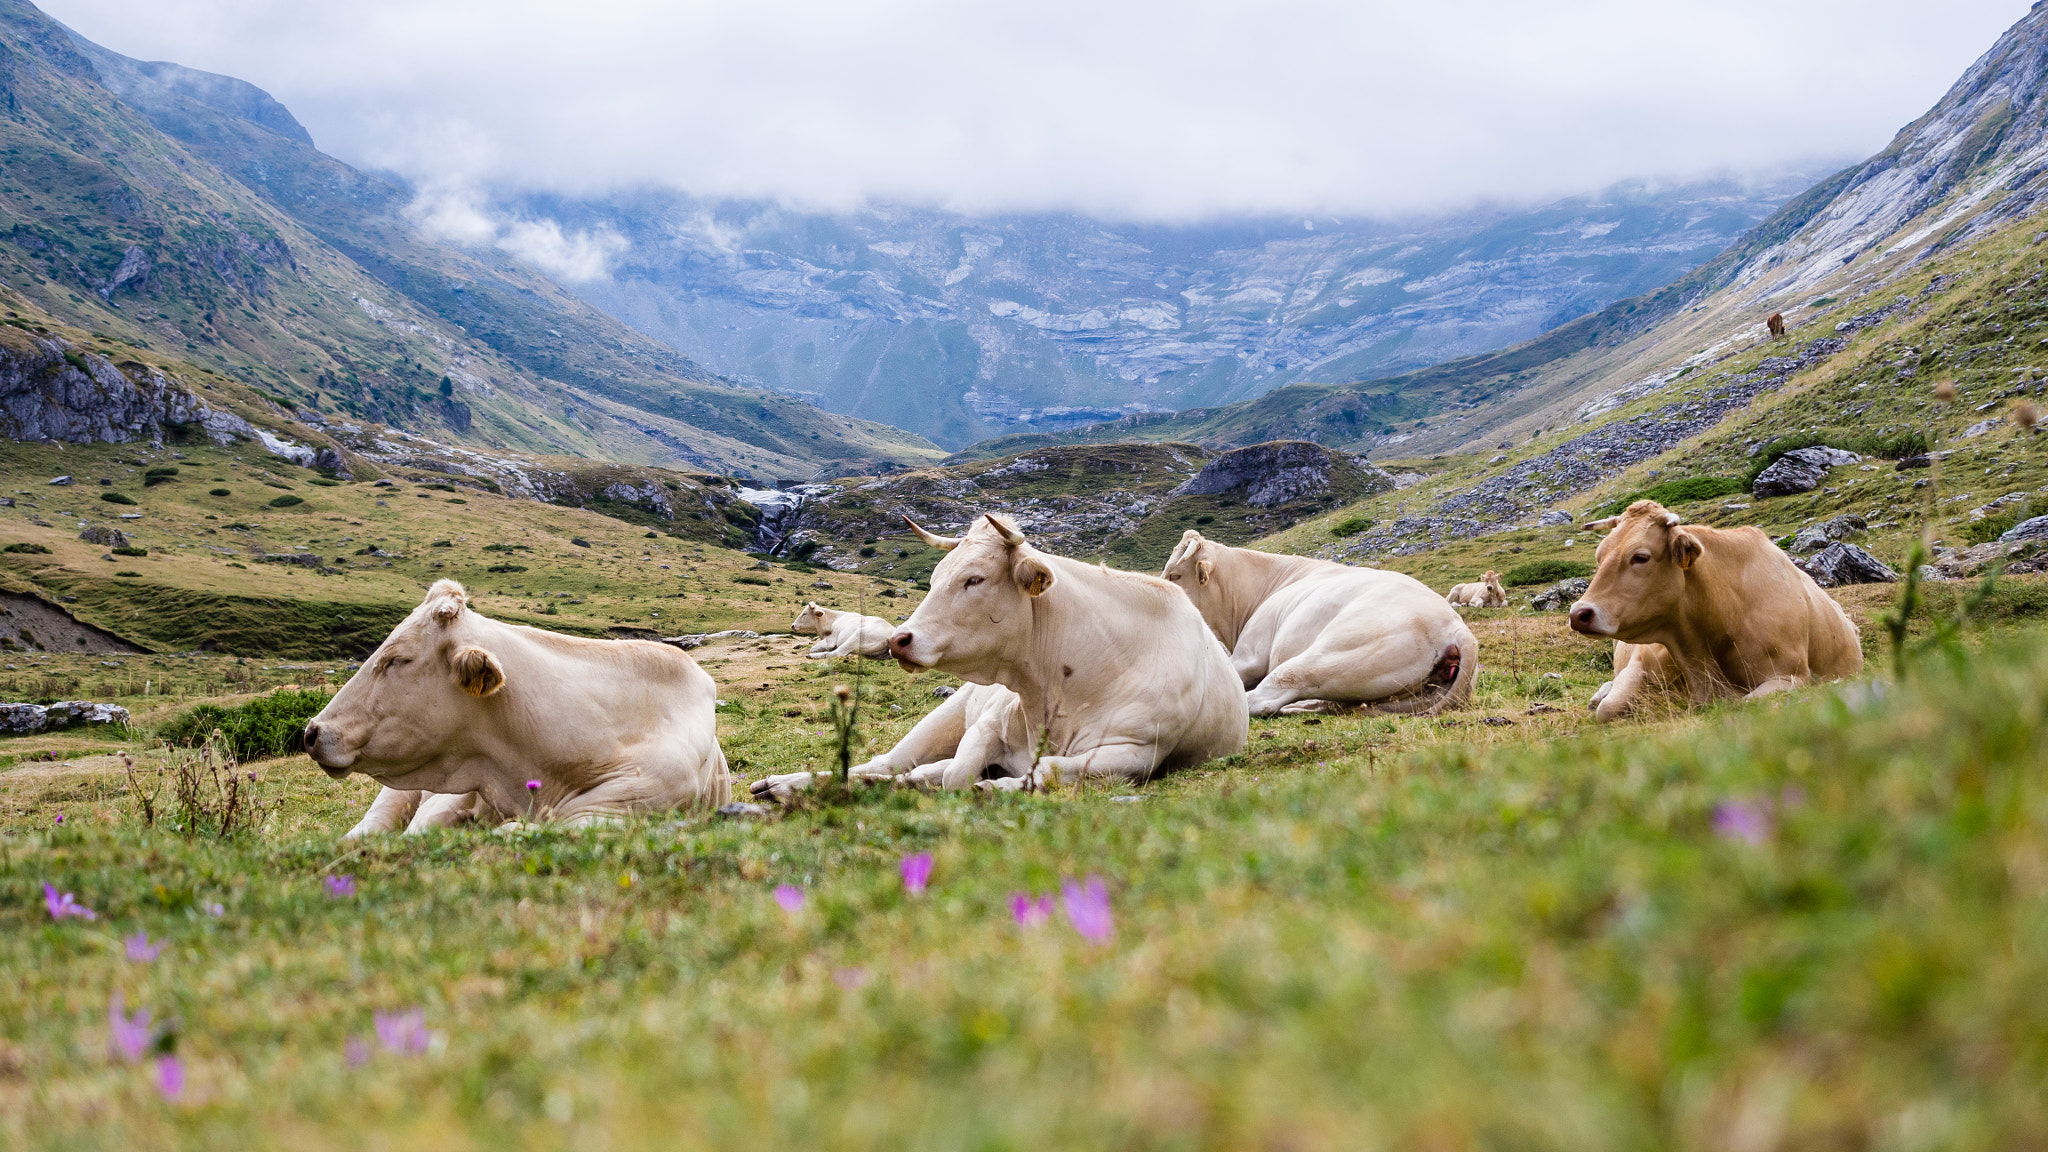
[{"x1": 39, "y1": 0, "x2": 2039, "y2": 222}]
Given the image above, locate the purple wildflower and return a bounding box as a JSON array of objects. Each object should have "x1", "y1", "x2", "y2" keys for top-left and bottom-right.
[
  {"x1": 525, "y1": 779, "x2": 542, "y2": 793},
  {"x1": 125, "y1": 932, "x2": 164, "y2": 963},
  {"x1": 154, "y1": 1055, "x2": 184, "y2": 1101},
  {"x1": 1713, "y1": 798, "x2": 1772, "y2": 846},
  {"x1": 772, "y1": 884, "x2": 805, "y2": 914},
  {"x1": 1061, "y1": 876, "x2": 1114, "y2": 944},
  {"x1": 373, "y1": 1008, "x2": 431, "y2": 1055},
  {"x1": 1009, "y1": 892, "x2": 1054, "y2": 928},
  {"x1": 53, "y1": 812, "x2": 63, "y2": 826},
  {"x1": 900, "y1": 853, "x2": 933, "y2": 897},
  {"x1": 108, "y1": 993, "x2": 152, "y2": 1062},
  {"x1": 345, "y1": 1035, "x2": 370, "y2": 1069},
  {"x1": 833, "y1": 967, "x2": 870, "y2": 990},
  {"x1": 42, "y1": 882, "x2": 95, "y2": 921},
  {"x1": 201, "y1": 902, "x2": 224, "y2": 918},
  {"x1": 324, "y1": 874, "x2": 356, "y2": 899}
]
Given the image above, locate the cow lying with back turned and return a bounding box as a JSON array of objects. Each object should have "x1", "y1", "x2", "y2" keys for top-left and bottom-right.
[
  {"x1": 1569, "y1": 501, "x2": 1862, "y2": 719},
  {"x1": 304, "y1": 580, "x2": 731, "y2": 834},
  {"x1": 1162, "y1": 531, "x2": 1477, "y2": 716},
  {"x1": 753, "y1": 513, "x2": 1246, "y2": 798}
]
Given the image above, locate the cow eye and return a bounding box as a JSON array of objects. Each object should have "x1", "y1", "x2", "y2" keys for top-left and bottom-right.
[
  {"x1": 1631, "y1": 551, "x2": 1651, "y2": 565},
  {"x1": 964, "y1": 575, "x2": 984, "y2": 587}
]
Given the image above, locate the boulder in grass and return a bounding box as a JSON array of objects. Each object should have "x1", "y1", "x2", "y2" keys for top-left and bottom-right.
[
  {"x1": 0, "y1": 700, "x2": 130, "y2": 734},
  {"x1": 1529, "y1": 577, "x2": 1590, "y2": 612},
  {"x1": 78, "y1": 525, "x2": 130, "y2": 549},
  {"x1": 1786, "y1": 513, "x2": 1867, "y2": 553},
  {"x1": 1999, "y1": 514, "x2": 2048, "y2": 545},
  {"x1": 1793, "y1": 542, "x2": 1897, "y2": 588},
  {"x1": 1752, "y1": 447, "x2": 1861, "y2": 497}
]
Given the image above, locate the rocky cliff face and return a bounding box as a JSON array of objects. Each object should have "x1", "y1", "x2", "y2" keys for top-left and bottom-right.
[{"x1": 543, "y1": 173, "x2": 1823, "y2": 450}]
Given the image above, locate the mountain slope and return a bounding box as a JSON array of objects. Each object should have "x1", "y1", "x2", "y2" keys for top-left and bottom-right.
[
  {"x1": 530, "y1": 174, "x2": 1823, "y2": 449},
  {"x1": 0, "y1": 0, "x2": 942, "y2": 478}
]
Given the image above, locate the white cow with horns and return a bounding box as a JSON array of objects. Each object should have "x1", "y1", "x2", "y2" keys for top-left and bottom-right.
[
  {"x1": 1162, "y1": 531, "x2": 1478, "y2": 715},
  {"x1": 304, "y1": 580, "x2": 731, "y2": 835},
  {"x1": 750, "y1": 513, "x2": 1246, "y2": 798}
]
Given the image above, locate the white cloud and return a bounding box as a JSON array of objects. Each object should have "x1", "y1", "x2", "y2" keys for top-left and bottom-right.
[
  {"x1": 406, "y1": 185, "x2": 629, "y2": 281},
  {"x1": 40, "y1": 0, "x2": 2038, "y2": 220}
]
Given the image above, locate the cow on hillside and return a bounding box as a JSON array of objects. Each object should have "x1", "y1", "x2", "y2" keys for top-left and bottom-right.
[
  {"x1": 752, "y1": 514, "x2": 1246, "y2": 798},
  {"x1": 1446, "y1": 570, "x2": 1508, "y2": 608},
  {"x1": 792, "y1": 601, "x2": 895, "y2": 659},
  {"x1": 1162, "y1": 531, "x2": 1477, "y2": 716},
  {"x1": 304, "y1": 580, "x2": 730, "y2": 834},
  {"x1": 1569, "y1": 501, "x2": 1861, "y2": 719},
  {"x1": 1767, "y1": 312, "x2": 1787, "y2": 339}
]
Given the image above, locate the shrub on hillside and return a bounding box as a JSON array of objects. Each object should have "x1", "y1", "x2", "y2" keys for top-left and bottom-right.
[
  {"x1": 1503, "y1": 559, "x2": 1593, "y2": 586},
  {"x1": 3, "y1": 542, "x2": 50, "y2": 554},
  {"x1": 732, "y1": 575, "x2": 772, "y2": 587},
  {"x1": 1593, "y1": 476, "x2": 1746, "y2": 517},
  {"x1": 157, "y1": 688, "x2": 332, "y2": 761},
  {"x1": 99, "y1": 491, "x2": 136, "y2": 505},
  {"x1": 1965, "y1": 502, "x2": 2033, "y2": 545},
  {"x1": 208, "y1": 488, "x2": 231, "y2": 497},
  {"x1": 111, "y1": 546, "x2": 147, "y2": 557},
  {"x1": 143, "y1": 467, "x2": 178, "y2": 486},
  {"x1": 1331, "y1": 515, "x2": 1375, "y2": 537},
  {"x1": 267, "y1": 495, "x2": 304, "y2": 508}
]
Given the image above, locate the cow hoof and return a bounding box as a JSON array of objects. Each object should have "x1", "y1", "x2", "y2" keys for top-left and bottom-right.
[
  {"x1": 975, "y1": 776, "x2": 1030, "y2": 793},
  {"x1": 749, "y1": 772, "x2": 818, "y2": 802}
]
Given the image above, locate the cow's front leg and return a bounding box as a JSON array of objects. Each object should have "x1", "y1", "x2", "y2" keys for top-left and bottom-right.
[
  {"x1": 405, "y1": 790, "x2": 498, "y2": 833},
  {"x1": 805, "y1": 640, "x2": 835, "y2": 659},
  {"x1": 1742, "y1": 674, "x2": 1808, "y2": 700},
  {"x1": 344, "y1": 787, "x2": 422, "y2": 839}
]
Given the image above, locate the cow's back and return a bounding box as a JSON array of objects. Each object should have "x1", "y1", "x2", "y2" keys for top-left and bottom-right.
[{"x1": 1696, "y1": 526, "x2": 1862, "y2": 686}]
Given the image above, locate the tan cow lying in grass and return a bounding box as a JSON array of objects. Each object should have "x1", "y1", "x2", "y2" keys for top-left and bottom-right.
[
  {"x1": 1445, "y1": 571, "x2": 1507, "y2": 607},
  {"x1": 751, "y1": 682, "x2": 1035, "y2": 798},
  {"x1": 1163, "y1": 531, "x2": 1478, "y2": 716},
  {"x1": 755, "y1": 514, "x2": 1246, "y2": 798},
  {"x1": 792, "y1": 601, "x2": 895, "y2": 659},
  {"x1": 1570, "y1": 500, "x2": 1862, "y2": 720},
  {"x1": 305, "y1": 580, "x2": 731, "y2": 835}
]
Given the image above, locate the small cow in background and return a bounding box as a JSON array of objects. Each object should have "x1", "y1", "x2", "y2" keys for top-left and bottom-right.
[
  {"x1": 1445, "y1": 570, "x2": 1507, "y2": 608},
  {"x1": 1767, "y1": 312, "x2": 1787, "y2": 339},
  {"x1": 792, "y1": 601, "x2": 895, "y2": 659}
]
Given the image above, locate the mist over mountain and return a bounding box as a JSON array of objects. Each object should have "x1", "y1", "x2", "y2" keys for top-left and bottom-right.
[{"x1": 517, "y1": 173, "x2": 1830, "y2": 450}]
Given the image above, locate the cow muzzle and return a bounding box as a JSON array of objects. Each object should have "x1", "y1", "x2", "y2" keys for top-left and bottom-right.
[
  {"x1": 1567, "y1": 601, "x2": 1614, "y2": 637},
  {"x1": 888, "y1": 629, "x2": 927, "y2": 672},
  {"x1": 302, "y1": 722, "x2": 353, "y2": 779}
]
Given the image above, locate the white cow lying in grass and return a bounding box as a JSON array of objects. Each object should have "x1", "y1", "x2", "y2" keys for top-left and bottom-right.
[
  {"x1": 754, "y1": 513, "x2": 1246, "y2": 798},
  {"x1": 1445, "y1": 570, "x2": 1507, "y2": 607},
  {"x1": 1162, "y1": 531, "x2": 1478, "y2": 716},
  {"x1": 791, "y1": 601, "x2": 895, "y2": 659},
  {"x1": 750, "y1": 682, "x2": 1035, "y2": 798},
  {"x1": 304, "y1": 580, "x2": 731, "y2": 835}
]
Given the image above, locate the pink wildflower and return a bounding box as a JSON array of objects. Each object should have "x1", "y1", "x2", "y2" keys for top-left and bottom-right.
[
  {"x1": 1009, "y1": 892, "x2": 1054, "y2": 928},
  {"x1": 42, "y1": 882, "x2": 95, "y2": 921},
  {"x1": 373, "y1": 1008, "x2": 431, "y2": 1055},
  {"x1": 124, "y1": 932, "x2": 164, "y2": 962},
  {"x1": 1713, "y1": 799, "x2": 1772, "y2": 846},
  {"x1": 108, "y1": 993, "x2": 151, "y2": 1062},
  {"x1": 154, "y1": 1055, "x2": 184, "y2": 1100},
  {"x1": 833, "y1": 967, "x2": 870, "y2": 990},
  {"x1": 345, "y1": 1035, "x2": 370, "y2": 1069},
  {"x1": 1061, "y1": 876, "x2": 1114, "y2": 944},
  {"x1": 324, "y1": 874, "x2": 355, "y2": 899},
  {"x1": 772, "y1": 884, "x2": 805, "y2": 914},
  {"x1": 900, "y1": 853, "x2": 933, "y2": 896}
]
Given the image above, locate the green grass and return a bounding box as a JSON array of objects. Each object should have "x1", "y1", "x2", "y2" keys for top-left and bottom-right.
[
  {"x1": 1591, "y1": 475, "x2": 1746, "y2": 517},
  {"x1": 4, "y1": 619, "x2": 2048, "y2": 1147},
  {"x1": 1503, "y1": 558, "x2": 1593, "y2": 586},
  {"x1": 155, "y1": 688, "x2": 332, "y2": 761}
]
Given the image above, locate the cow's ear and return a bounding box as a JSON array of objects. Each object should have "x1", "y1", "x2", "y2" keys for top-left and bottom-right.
[
  {"x1": 1196, "y1": 559, "x2": 1214, "y2": 586},
  {"x1": 453, "y1": 647, "x2": 505, "y2": 697},
  {"x1": 1013, "y1": 554, "x2": 1057, "y2": 597},
  {"x1": 1670, "y1": 528, "x2": 1703, "y2": 570}
]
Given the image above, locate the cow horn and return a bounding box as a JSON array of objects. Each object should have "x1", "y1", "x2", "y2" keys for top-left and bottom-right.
[
  {"x1": 987, "y1": 514, "x2": 1026, "y2": 547},
  {"x1": 903, "y1": 515, "x2": 961, "y2": 550}
]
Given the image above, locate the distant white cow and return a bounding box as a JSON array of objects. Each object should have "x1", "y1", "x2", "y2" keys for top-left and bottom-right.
[
  {"x1": 304, "y1": 580, "x2": 730, "y2": 835},
  {"x1": 1446, "y1": 570, "x2": 1507, "y2": 608},
  {"x1": 750, "y1": 682, "x2": 1035, "y2": 798},
  {"x1": 754, "y1": 513, "x2": 1245, "y2": 797},
  {"x1": 792, "y1": 601, "x2": 895, "y2": 659},
  {"x1": 1163, "y1": 531, "x2": 1478, "y2": 716}
]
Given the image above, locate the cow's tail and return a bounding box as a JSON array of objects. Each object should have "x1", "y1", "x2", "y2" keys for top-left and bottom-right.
[{"x1": 1362, "y1": 622, "x2": 1478, "y2": 716}]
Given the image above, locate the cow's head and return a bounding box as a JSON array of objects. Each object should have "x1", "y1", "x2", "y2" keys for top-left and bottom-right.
[
  {"x1": 303, "y1": 580, "x2": 507, "y2": 780},
  {"x1": 1569, "y1": 501, "x2": 1701, "y2": 639},
  {"x1": 1160, "y1": 530, "x2": 1226, "y2": 631},
  {"x1": 792, "y1": 602, "x2": 828, "y2": 635},
  {"x1": 1483, "y1": 570, "x2": 1502, "y2": 589},
  {"x1": 888, "y1": 513, "x2": 1055, "y2": 676}
]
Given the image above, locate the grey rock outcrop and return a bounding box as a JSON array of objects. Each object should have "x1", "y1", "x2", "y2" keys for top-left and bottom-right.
[
  {"x1": 1529, "y1": 577, "x2": 1591, "y2": 612},
  {"x1": 1170, "y1": 440, "x2": 1392, "y2": 508},
  {"x1": 0, "y1": 334, "x2": 214, "y2": 446},
  {"x1": 1537, "y1": 509, "x2": 1575, "y2": 527},
  {"x1": 1794, "y1": 543, "x2": 1897, "y2": 587},
  {"x1": 1786, "y1": 514, "x2": 1867, "y2": 553},
  {"x1": 2000, "y1": 514, "x2": 2048, "y2": 544},
  {"x1": 1753, "y1": 447, "x2": 1860, "y2": 497},
  {"x1": 78, "y1": 525, "x2": 131, "y2": 549},
  {"x1": 0, "y1": 700, "x2": 130, "y2": 734}
]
